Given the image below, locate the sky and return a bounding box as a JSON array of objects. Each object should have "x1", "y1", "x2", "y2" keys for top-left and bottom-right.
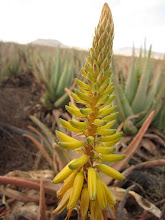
[{"x1": 0, "y1": 0, "x2": 165, "y2": 53}]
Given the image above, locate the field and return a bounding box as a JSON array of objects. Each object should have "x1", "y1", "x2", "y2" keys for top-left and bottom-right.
[{"x1": 0, "y1": 41, "x2": 165, "y2": 220}]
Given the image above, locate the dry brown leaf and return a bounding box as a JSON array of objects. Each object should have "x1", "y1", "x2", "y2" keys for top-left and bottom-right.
[
  {"x1": 13, "y1": 205, "x2": 38, "y2": 220},
  {"x1": 114, "y1": 159, "x2": 165, "y2": 187},
  {"x1": 109, "y1": 187, "x2": 161, "y2": 218},
  {"x1": 129, "y1": 191, "x2": 161, "y2": 218},
  {"x1": 141, "y1": 138, "x2": 161, "y2": 156},
  {"x1": 28, "y1": 169, "x2": 55, "y2": 180},
  {"x1": 0, "y1": 187, "x2": 40, "y2": 203},
  {"x1": 144, "y1": 133, "x2": 165, "y2": 146},
  {"x1": 38, "y1": 176, "x2": 46, "y2": 220},
  {"x1": 0, "y1": 176, "x2": 59, "y2": 196}
]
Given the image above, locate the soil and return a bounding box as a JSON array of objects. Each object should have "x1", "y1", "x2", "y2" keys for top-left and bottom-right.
[{"x1": 0, "y1": 74, "x2": 49, "y2": 175}]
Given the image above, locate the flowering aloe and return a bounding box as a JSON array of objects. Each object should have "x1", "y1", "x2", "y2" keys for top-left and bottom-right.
[{"x1": 52, "y1": 3, "x2": 125, "y2": 219}]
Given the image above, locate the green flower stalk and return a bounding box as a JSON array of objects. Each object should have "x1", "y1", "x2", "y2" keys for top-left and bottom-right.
[{"x1": 52, "y1": 3, "x2": 125, "y2": 219}]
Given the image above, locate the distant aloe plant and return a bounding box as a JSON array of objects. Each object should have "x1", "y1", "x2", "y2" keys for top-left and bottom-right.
[
  {"x1": 0, "y1": 42, "x2": 23, "y2": 84},
  {"x1": 112, "y1": 46, "x2": 165, "y2": 134},
  {"x1": 31, "y1": 47, "x2": 75, "y2": 108}
]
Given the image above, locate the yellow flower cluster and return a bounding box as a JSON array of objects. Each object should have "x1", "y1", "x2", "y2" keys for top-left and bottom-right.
[{"x1": 52, "y1": 3, "x2": 125, "y2": 219}]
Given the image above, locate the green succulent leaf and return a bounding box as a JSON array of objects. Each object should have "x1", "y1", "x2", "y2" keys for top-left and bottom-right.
[
  {"x1": 124, "y1": 46, "x2": 137, "y2": 104},
  {"x1": 132, "y1": 46, "x2": 152, "y2": 113}
]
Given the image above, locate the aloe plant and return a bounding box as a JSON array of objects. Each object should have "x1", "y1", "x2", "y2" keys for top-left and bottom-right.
[
  {"x1": 112, "y1": 46, "x2": 165, "y2": 134},
  {"x1": 31, "y1": 47, "x2": 75, "y2": 108},
  {"x1": 0, "y1": 42, "x2": 23, "y2": 84}
]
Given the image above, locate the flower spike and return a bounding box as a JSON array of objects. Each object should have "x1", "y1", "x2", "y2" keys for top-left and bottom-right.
[{"x1": 52, "y1": 3, "x2": 126, "y2": 218}]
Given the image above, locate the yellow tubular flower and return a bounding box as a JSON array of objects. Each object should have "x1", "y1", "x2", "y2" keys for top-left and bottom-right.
[
  {"x1": 52, "y1": 164, "x2": 73, "y2": 184},
  {"x1": 58, "y1": 141, "x2": 84, "y2": 150},
  {"x1": 80, "y1": 184, "x2": 90, "y2": 220},
  {"x1": 96, "y1": 94, "x2": 110, "y2": 106},
  {"x1": 102, "y1": 112, "x2": 119, "y2": 122},
  {"x1": 96, "y1": 208, "x2": 104, "y2": 220},
  {"x1": 75, "y1": 78, "x2": 91, "y2": 90},
  {"x1": 88, "y1": 167, "x2": 97, "y2": 200},
  {"x1": 94, "y1": 145, "x2": 116, "y2": 154},
  {"x1": 93, "y1": 119, "x2": 107, "y2": 126},
  {"x1": 68, "y1": 155, "x2": 89, "y2": 170},
  {"x1": 96, "y1": 174, "x2": 107, "y2": 210},
  {"x1": 96, "y1": 164, "x2": 125, "y2": 180},
  {"x1": 56, "y1": 130, "x2": 80, "y2": 142},
  {"x1": 102, "y1": 182, "x2": 116, "y2": 206},
  {"x1": 75, "y1": 89, "x2": 91, "y2": 100},
  {"x1": 52, "y1": 3, "x2": 126, "y2": 219},
  {"x1": 98, "y1": 105, "x2": 117, "y2": 117},
  {"x1": 96, "y1": 128, "x2": 116, "y2": 135},
  {"x1": 100, "y1": 119, "x2": 116, "y2": 129},
  {"x1": 65, "y1": 105, "x2": 84, "y2": 116},
  {"x1": 100, "y1": 153, "x2": 126, "y2": 162},
  {"x1": 57, "y1": 169, "x2": 78, "y2": 199},
  {"x1": 70, "y1": 118, "x2": 88, "y2": 129},
  {"x1": 103, "y1": 138, "x2": 121, "y2": 147},
  {"x1": 60, "y1": 118, "x2": 83, "y2": 132},
  {"x1": 67, "y1": 171, "x2": 84, "y2": 210},
  {"x1": 70, "y1": 92, "x2": 88, "y2": 104},
  {"x1": 80, "y1": 107, "x2": 93, "y2": 115},
  {"x1": 103, "y1": 94, "x2": 116, "y2": 106},
  {"x1": 98, "y1": 131, "x2": 123, "y2": 142},
  {"x1": 52, "y1": 187, "x2": 72, "y2": 215},
  {"x1": 90, "y1": 200, "x2": 97, "y2": 220},
  {"x1": 90, "y1": 200, "x2": 104, "y2": 220}
]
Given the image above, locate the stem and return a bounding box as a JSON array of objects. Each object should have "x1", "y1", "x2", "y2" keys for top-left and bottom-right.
[{"x1": 84, "y1": 93, "x2": 99, "y2": 169}]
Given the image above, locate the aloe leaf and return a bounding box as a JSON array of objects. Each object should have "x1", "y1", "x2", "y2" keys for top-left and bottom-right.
[
  {"x1": 135, "y1": 47, "x2": 142, "y2": 79},
  {"x1": 64, "y1": 55, "x2": 74, "y2": 89},
  {"x1": 38, "y1": 55, "x2": 48, "y2": 84},
  {"x1": 51, "y1": 47, "x2": 62, "y2": 93},
  {"x1": 56, "y1": 55, "x2": 74, "y2": 99},
  {"x1": 112, "y1": 59, "x2": 126, "y2": 122},
  {"x1": 28, "y1": 125, "x2": 54, "y2": 157},
  {"x1": 30, "y1": 115, "x2": 58, "y2": 145},
  {"x1": 151, "y1": 81, "x2": 165, "y2": 122},
  {"x1": 30, "y1": 115, "x2": 70, "y2": 165},
  {"x1": 154, "y1": 101, "x2": 165, "y2": 132},
  {"x1": 113, "y1": 78, "x2": 126, "y2": 122},
  {"x1": 43, "y1": 89, "x2": 55, "y2": 105},
  {"x1": 119, "y1": 70, "x2": 125, "y2": 90},
  {"x1": 136, "y1": 81, "x2": 165, "y2": 127},
  {"x1": 112, "y1": 69, "x2": 134, "y2": 119},
  {"x1": 32, "y1": 53, "x2": 50, "y2": 91},
  {"x1": 132, "y1": 46, "x2": 152, "y2": 113},
  {"x1": 145, "y1": 67, "x2": 162, "y2": 110},
  {"x1": 54, "y1": 92, "x2": 70, "y2": 108},
  {"x1": 124, "y1": 46, "x2": 137, "y2": 104}
]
